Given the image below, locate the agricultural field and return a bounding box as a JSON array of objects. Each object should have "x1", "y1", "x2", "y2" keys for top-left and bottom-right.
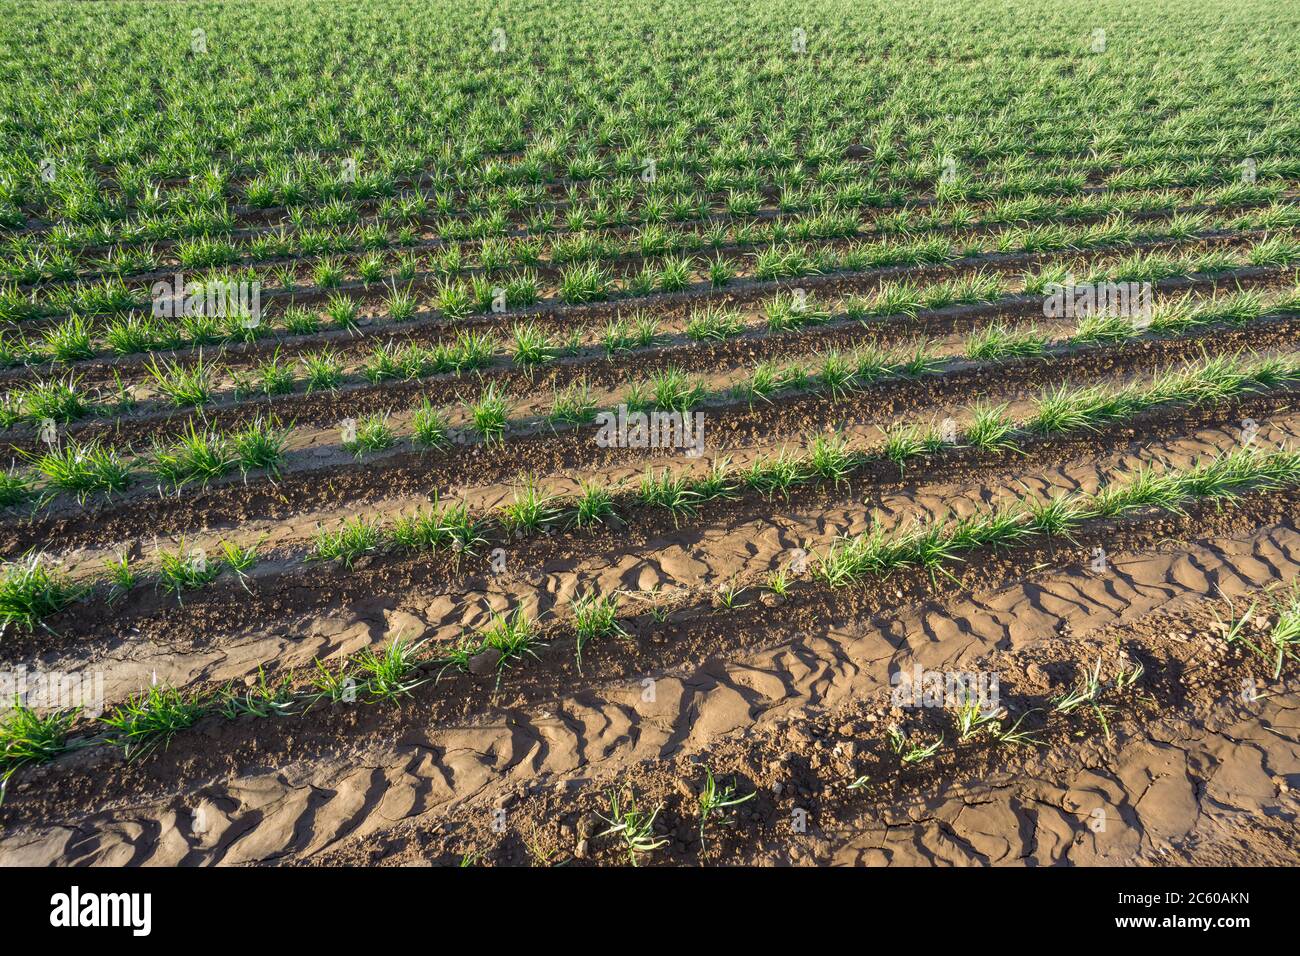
[{"x1": 0, "y1": 0, "x2": 1298, "y2": 871}]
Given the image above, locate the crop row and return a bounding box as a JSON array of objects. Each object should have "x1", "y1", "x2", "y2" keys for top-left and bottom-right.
[{"x1": 3, "y1": 441, "x2": 1297, "y2": 791}]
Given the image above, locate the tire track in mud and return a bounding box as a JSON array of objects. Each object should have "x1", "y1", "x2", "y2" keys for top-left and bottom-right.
[
  {"x1": 3, "y1": 515, "x2": 1297, "y2": 865},
  {"x1": 375, "y1": 600, "x2": 1299, "y2": 866},
  {"x1": 819, "y1": 696, "x2": 1298, "y2": 866},
  {"x1": 17, "y1": 404, "x2": 1300, "y2": 710}
]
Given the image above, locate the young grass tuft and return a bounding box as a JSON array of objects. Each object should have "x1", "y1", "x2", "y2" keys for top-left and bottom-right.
[
  {"x1": 231, "y1": 416, "x2": 288, "y2": 475},
  {"x1": 310, "y1": 516, "x2": 383, "y2": 568},
  {"x1": 639, "y1": 467, "x2": 703, "y2": 523},
  {"x1": 963, "y1": 402, "x2": 1019, "y2": 452},
  {"x1": 150, "y1": 420, "x2": 235, "y2": 488},
  {"x1": 355, "y1": 635, "x2": 429, "y2": 701},
  {"x1": 0, "y1": 468, "x2": 33, "y2": 507},
  {"x1": 573, "y1": 481, "x2": 616, "y2": 528},
  {"x1": 500, "y1": 476, "x2": 564, "y2": 535},
  {"x1": 0, "y1": 555, "x2": 83, "y2": 635},
  {"x1": 648, "y1": 367, "x2": 704, "y2": 412},
  {"x1": 685, "y1": 306, "x2": 745, "y2": 341},
  {"x1": 598, "y1": 789, "x2": 668, "y2": 866},
  {"x1": 467, "y1": 384, "x2": 511, "y2": 444},
  {"x1": 101, "y1": 684, "x2": 205, "y2": 760},
  {"x1": 301, "y1": 348, "x2": 344, "y2": 392},
  {"x1": 807, "y1": 432, "x2": 858, "y2": 486},
  {"x1": 696, "y1": 766, "x2": 755, "y2": 850},
  {"x1": 343, "y1": 412, "x2": 396, "y2": 458},
  {"x1": 479, "y1": 608, "x2": 543, "y2": 674},
  {"x1": 157, "y1": 541, "x2": 221, "y2": 594},
  {"x1": 571, "y1": 592, "x2": 624, "y2": 672},
  {"x1": 411, "y1": 399, "x2": 451, "y2": 448},
  {"x1": 966, "y1": 322, "x2": 1047, "y2": 360},
  {"x1": 548, "y1": 378, "x2": 598, "y2": 427},
  {"x1": 29, "y1": 439, "x2": 132, "y2": 502},
  {"x1": 0, "y1": 701, "x2": 78, "y2": 791},
  {"x1": 216, "y1": 666, "x2": 294, "y2": 719},
  {"x1": 145, "y1": 354, "x2": 215, "y2": 407}
]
